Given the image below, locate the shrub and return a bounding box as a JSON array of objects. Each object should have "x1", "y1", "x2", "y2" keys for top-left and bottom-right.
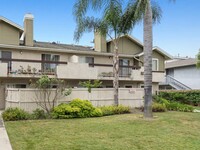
[
  {"x1": 167, "y1": 102, "x2": 194, "y2": 112},
  {"x1": 2, "y1": 108, "x2": 30, "y2": 121},
  {"x1": 51, "y1": 103, "x2": 80, "y2": 119},
  {"x1": 69, "y1": 99, "x2": 96, "y2": 118},
  {"x1": 31, "y1": 109, "x2": 47, "y2": 119},
  {"x1": 52, "y1": 99, "x2": 103, "y2": 119},
  {"x1": 152, "y1": 103, "x2": 167, "y2": 112},
  {"x1": 100, "y1": 106, "x2": 115, "y2": 116},
  {"x1": 153, "y1": 95, "x2": 170, "y2": 108},
  {"x1": 158, "y1": 90, "x2": 200, "y2": 106},
  {"x1": 113, "y1": 105, "x2": 131, "y2": 114},
  {"x1": 99, "y1": 105, "x2": 131, "y2": 116},
  {"x1": 153, "y1": 95, "x2": 194, "y2": 112},
  {"x1": 90, "y1": 108, "x2": 103, "y2": 117}
]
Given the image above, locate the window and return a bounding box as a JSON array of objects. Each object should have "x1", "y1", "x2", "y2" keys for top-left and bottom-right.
[
  {"x1": 140, "y1": 84, "x2": 144, "y2": 88},
  {"x1": 6, "y1": 84, "x2": 27, "y2": 88},
  {"x1": 0, "y1": 51, "x2": 12, "y2": 72},
  {"x1": 152, "y1": 58, "x2": 159, "y2": 71},
  {"x1": 125, "y1": 85, "x2": 132, "y2": 88},
  {"x1": 119, "y1": 59, "x2": 131, "y2": 77},
  {"x1": 42, "y1": 54, "x2": 60, "y2": 73},
  {"x1": 79, "y1": 56, "x2": 94, "y2": 67}
]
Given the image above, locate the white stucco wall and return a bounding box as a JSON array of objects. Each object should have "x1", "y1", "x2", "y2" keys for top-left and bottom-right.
[{"x1": 172, "y1": 65, "x2": 200, "y2": 89}]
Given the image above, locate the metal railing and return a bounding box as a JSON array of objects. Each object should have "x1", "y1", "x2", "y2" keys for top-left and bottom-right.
[{"x1": 166, "y1": 75, "x2": 192, "y2": 90}]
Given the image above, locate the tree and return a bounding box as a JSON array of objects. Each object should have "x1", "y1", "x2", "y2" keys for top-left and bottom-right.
[
  {"x1": 196, "y1": 49, "x2": 200, "y2": 68},
  {"x1": 73, "y1": 0, "x2": 171, "y2": 118},
  {"x1": 126, "y1": 0, "x2": 175, "y2": 118},
  {"x1": 73, "y1": 0, "x2": 138, "y2": 105},
  {"x1": 32, "y1": 76, "x2": 71, "y2": 114},
  {"x1": 79, "y1": 80, "x2": 102, "y2": 93}
]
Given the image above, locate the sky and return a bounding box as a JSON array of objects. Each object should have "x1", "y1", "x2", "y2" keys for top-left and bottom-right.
[{"x1": 0, "y1": 0, "x2": 200, "y2": 58}]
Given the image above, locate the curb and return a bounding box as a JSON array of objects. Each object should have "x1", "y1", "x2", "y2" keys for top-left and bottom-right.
[{"x1": 0, "y1": 111, "x2": 13, "y2": 150}]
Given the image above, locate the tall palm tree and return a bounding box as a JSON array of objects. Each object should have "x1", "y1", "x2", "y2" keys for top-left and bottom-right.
[
  {"x1": 73, "y1": 0, "x2": 168, "y2": 116},
  {"x1": 74, "y1": 0, "x2": 138, "y2": 105},
  {"x1": 126, "y1": 0, "x2": 174, "y2": 118}
]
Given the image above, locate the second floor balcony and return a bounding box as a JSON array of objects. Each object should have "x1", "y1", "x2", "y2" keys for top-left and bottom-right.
[{"x1": 0, "y1": 58, "x2": 165, "y2": 82}]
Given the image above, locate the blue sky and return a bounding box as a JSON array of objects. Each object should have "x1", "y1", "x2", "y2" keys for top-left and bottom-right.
[{"x1": 0, "y1": 0, "x2": 200, "y2": 58}]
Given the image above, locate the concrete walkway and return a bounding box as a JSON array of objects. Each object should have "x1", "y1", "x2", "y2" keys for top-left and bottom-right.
[{"x1": 0, "y1": 111, "x2": 12, "y2": 150}]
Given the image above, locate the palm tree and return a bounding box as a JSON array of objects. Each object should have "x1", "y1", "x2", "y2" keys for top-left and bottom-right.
[
  {"x1": 73, "y1": 0, "x2": 138, "y2": 105},
  {"x1": 73, "y1": 0, "x2": 169, "y2": 117},
  {"x1": 126, "y1": 0, "x2": 174, "y2": 118}
]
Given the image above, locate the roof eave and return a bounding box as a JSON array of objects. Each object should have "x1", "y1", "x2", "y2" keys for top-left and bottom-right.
[{"x1": 0, "y1": 16, "x2": 24, "y2": 32}]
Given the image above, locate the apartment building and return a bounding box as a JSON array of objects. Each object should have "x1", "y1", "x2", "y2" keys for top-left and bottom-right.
[{"x1": 0, "y1": 14, "x2": 172, "y2": 92}]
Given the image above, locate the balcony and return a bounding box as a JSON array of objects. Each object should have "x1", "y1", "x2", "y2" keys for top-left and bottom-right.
[
  {"x1": 0, "y1": 58, "x2": 67, "y2": 78},
  {"x1": 131, "y1": 67, "x2": 165, "y2": 82},
  {"x1": 0, "y1": 58, "x2": 165, "y2": 82},
  {"x1": 57, "y1": 63, "x2": 98, "y2": 79}
]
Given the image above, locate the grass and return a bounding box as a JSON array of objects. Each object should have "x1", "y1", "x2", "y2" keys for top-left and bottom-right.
[{"x1": 5, "y1": 112, "x2": 200, "y2": 150}]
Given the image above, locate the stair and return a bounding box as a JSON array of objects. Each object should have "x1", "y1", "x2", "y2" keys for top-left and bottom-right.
[{"x1": 165, "y1": 75, "x2": 192, "y2": 90}]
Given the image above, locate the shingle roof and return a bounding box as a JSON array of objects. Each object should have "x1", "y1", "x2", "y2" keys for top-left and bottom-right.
[
  {"x1": 33, "y1": 41, "x2": 94, "y2": 51},
  {"x1": 165, "y1": 58, "x2": 197, "y2": 69}
]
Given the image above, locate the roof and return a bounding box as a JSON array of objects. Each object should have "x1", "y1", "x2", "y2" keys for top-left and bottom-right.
[
  {"x1": 135, "y1": 46, "x2": 173, "y2": 60},
  {"x1": 107, "y1": 34, "x2": 143, "y2": 47},
  {"x1": 165, "y1": 58, "x2": 197, "y2": 69},
  {"x1": 34, "y1": 41, "x2": 93, "y2": 51},
  {"x1": 0, "y1": 16, "x2": 24, "y2": 33}
]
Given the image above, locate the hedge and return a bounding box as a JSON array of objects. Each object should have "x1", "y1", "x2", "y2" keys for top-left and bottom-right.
[{"x1": 158, "y1": 90, "x2": 200, "y2": 106}]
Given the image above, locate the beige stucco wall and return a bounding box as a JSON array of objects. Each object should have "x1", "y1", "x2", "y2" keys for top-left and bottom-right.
[
  {"x1": 57, "y1": 63, "x2": 98, "y2": 80},
  {"x1": 0, "y1": 21, "x2": 20, "y2": 45},
  {"x1": 94, "y1": 32, "x2": 107, "y2": 52},
  {"x1": 139, "y1": 50, "x2": 165, "y2": 72},
  {"x1": 24, "y1": 18, "x2": 33, "y2": 46},
  {"x1": 107, "y1": 37, "x2": 143, "y2": 55},
  {"x1": 0, "y1": 48, "x2": 69, "y2": 73},
  {"x1": 0, "y1": 63, "x2": 8, "y2": 77},
  {"x1": 5, "y1": 88, "x2": 144, "y2": 112}
]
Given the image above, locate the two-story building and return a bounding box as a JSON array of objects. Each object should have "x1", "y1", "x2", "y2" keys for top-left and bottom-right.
[{"x1": 0, "y1": 14, "x2": 172, "y2": 108}]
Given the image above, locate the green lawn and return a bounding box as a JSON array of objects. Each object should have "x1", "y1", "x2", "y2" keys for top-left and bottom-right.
[{"x1": 5, "y1": 112, "x2": 200, "y2": 150}]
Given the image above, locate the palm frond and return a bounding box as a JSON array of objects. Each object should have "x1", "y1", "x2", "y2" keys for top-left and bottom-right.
[
  {"x1": 151, "y1": 1, "x2": 162, "y2": 24},
  {"x1": 74, "y1": 17, "x2": 102, "y2": 42}
]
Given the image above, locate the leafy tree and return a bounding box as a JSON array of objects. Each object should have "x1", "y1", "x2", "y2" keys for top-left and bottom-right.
[
  {"x1": 79, "y1": 80, "x2": 102, "y2": 93},
  {"x1": 32, "y1": 76, "x2": 71, "y2": 114}
]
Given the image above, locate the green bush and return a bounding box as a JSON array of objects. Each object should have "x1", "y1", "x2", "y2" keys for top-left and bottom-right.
[
  {"x1": 51, "y1": 103, "x2": 81, "y2": 119},
  {"x1": 2, "y1": 108, "x2": 30, "y2": 121},
  {"x1": 100, "y1": 106, "x2": 115, "y2": 116},
  {"x1": 52, "y1": 99, "x2": 103, "y2": 119},
  {"x1": 69, "y1": 99, "x2": 96, "y2": 118},
  {"x1": 31, "y1": 109, "x2": 47, "y2": 119},
  {"x1": 153, "y1": 95, "x2": 194, "y2": 112},
  {"x1": 90, "y1": 108, "x2": 103, "y2": 117},
  {"x1": 158, "y1": 90, "x2": 200, "y2": 106},
  {"x1": 167, "y1": 102, "x2": 194, "y2": 112},
  {"x1": 152, "y1": 103, "x2": 167, "y2": 112},
  {"x1": 99, "y1": 105, "x2": 131, "y2": 116}
]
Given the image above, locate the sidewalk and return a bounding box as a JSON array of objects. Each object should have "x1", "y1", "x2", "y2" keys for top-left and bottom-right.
[{"x1": 0, "y1": 111, "x2": 12, "y2": 150}]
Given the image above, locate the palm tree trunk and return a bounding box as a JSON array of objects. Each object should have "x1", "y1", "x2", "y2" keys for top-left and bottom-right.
[
  {"x1": 113, "y1": 44, "x2": 119, "y2": 106},
  {"x1": 143, "y1": 0, "x2": 153, "y2": 118}
]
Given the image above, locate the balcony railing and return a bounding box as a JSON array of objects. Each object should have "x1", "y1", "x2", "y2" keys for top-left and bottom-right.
[
  {"x1": 89, "y1": 63, "x2": 141, "y2": 78},
  {"x1": 0, "y1": 58, "x2": 165, "y2": 82},
  {"x1": 0, "y1": 58, "x2": 67, "y2": 76}
]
